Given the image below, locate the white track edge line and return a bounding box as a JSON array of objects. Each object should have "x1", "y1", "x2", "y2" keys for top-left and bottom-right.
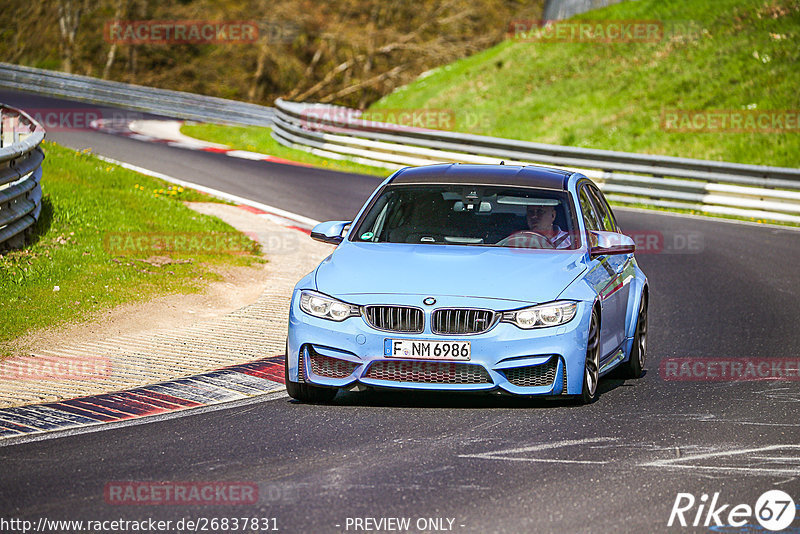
[{"x1": 95, "y1": 155, "x2": 321, "y2": 229}]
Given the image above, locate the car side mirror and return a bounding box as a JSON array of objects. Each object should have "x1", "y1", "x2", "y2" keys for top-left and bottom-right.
[
  {"x1": 589, "y1": 230, "x2": 635, "y2": 258},
  {"x1": 310, "y1": 220, "x2": 351, "y2": 245}
]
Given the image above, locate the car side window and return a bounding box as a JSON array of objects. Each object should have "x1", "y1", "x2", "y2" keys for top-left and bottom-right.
[
  {"x1": 588, "y1": 186, "x2": 618, "y2": 232},
  {"x1": 579, "y1": 186, "x2": 601, "y2": 232}
]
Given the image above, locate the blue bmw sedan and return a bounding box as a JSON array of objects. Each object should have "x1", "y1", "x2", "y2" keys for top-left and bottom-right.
[{"x1": 285, "y1": 163, "x2": 648, "y2": 404}]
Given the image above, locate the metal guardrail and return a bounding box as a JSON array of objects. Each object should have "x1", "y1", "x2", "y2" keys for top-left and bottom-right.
[
  {"x1": 0, "y1": 63, "x2": 274, "y2": 127},
  {"x1": 543, "y1": 0, "x2": 630, "y2": 21},
  {"x1": 272, "y1": 99, "x2": 800, "y2": 224},
  {"x1": 0, "y1": 105, "x2": 45, "y2": 250},
  {"x1": 2, "y1": 63, "x2": 797, "y2": 224}
]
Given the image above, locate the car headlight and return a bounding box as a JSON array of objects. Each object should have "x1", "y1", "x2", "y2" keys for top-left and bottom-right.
[
  {"x1": 501, "y1": 301, "x2": 578, "y2": 329},
  {"x1": 299, "y1": 290, "x2": 360, "y2": 321}
]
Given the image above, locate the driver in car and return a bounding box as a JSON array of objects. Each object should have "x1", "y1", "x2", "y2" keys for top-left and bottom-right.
[{"x1": 525, "y1": 204, "x2": 571, "y2": 249}]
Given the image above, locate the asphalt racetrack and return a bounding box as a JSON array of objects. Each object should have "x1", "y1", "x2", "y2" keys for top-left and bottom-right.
[{"x1": 1, "y1": 91, "x2": 799, "y2": 533}]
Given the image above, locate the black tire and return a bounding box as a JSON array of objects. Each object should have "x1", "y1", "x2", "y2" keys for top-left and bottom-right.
[
  {"x1": 621, "y1": 293, "x2": 648, "y2": 379},
  {"x1": 578, "y1": 310, "x2": 601, "y2": 404},
  {"x1": 284, "y1": 346, "x2": 337, "y2": 403},
  {"x1": 284, "y1": 351, "x2": 306, "y2": 400}
]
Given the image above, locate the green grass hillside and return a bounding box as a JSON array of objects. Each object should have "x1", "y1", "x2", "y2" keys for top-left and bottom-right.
[{"x1": 370, "y1": 0, "x2": 800, "y2": 167}]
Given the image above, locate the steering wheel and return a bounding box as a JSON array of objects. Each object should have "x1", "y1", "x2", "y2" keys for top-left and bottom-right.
[{"x1": 496, "y1": 230, "x2": 555, "y2": 249}]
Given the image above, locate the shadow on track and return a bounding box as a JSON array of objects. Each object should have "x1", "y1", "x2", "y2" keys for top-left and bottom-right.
[{"x1": 286, "y1": 373, "x2": 644, "y2": 410}]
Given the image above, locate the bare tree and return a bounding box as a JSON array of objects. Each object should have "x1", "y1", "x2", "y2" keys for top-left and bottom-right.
[
  {"x1": 57, "y1": 0, "x2": 89, "y2": 73},
  {"x1": 0, "y1": 0, "x2": 541, "y2": 107},
  {"x1": 283, "y1": 0, "x2": 503, "y2": 107},
  {"x1": 102, "y1": 0, "x2": 130, "y2": 79}
]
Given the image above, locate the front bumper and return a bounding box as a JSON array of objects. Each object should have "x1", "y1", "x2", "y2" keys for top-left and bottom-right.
[{"x1": 287, "y1": 294, "x2": 592, "y2": 396}]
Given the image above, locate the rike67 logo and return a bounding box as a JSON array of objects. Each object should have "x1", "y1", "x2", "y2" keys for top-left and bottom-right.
[{"x1": 668, "y1": 490, "x2": 796, "y2": 531}]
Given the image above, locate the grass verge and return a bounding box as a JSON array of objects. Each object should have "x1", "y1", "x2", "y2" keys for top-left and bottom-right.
[{"x1": 0, "y1": 141, "x2": 262, "y2": 353}]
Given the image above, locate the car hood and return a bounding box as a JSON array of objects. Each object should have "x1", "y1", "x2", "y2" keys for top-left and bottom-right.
[{"x1": 315, "y1": 242, "x2": 586, "y2": 304}]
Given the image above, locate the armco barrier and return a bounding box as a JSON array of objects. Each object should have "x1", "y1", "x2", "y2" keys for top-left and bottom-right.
[
  {"x1": 271, "y1": 99, "x2": 800, "y2": 224},
  {"x1": 543, "y1": 0, "x2": 630, "y2": 21},
  {"x1": 2, "y1": 62, "x2": 797, "y2": 224},
  {"x1": 0, "y1": 104, "x2": 45, "y2": 250},
  {"x1": 0, "y1": 63, "x2": 273, "y2": 127}
]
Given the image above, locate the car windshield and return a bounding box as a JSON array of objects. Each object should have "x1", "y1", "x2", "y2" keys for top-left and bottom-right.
[{"x1": 352, "y1": 184, "x2": 579, "y2": 249}]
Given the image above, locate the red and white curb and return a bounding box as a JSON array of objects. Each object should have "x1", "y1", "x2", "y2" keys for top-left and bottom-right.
[
  {"x1": 0, "y1": 357, "x2": 286, "y2": 444},
  {"x1": 90, "y1": 118, "x2": 314, "y2": 168}
]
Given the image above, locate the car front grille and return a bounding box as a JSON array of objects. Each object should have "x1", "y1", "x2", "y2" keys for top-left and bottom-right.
[
  {"x1": 363, "y1": 306, "x2": 424, "y2": 333},
  {"x1": 308, "y1": 351, "x2": 359, "y2": 379},
  {"x1": 503, "y1": 357, "x2": 559, "y2": 387},
  {"x1": 364, "y1": 360, "x2": 492, "y2": 384},
  {"x1": 432, "y1": 308, "x2": 496, "y2": 335}
]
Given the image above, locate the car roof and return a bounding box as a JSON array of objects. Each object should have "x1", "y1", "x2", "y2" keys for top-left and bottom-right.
[{"x1": 388, "y1": 163, "x2": 573, "y2": 191}]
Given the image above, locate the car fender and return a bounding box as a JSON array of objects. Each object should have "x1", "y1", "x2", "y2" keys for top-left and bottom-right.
[
  {"x1": 556, "y1": 259, "x2": 601, "y2": 309},
  {"x1": 293, "y1": 270, "x2": 318, "y2": 293}
]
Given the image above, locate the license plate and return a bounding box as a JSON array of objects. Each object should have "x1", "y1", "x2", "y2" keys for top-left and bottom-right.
[{"x1": 384, "y1": 339, "x2": 470, "y2": 361}]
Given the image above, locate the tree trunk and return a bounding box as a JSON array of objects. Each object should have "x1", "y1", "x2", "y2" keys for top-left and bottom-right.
[
  {"x1": 102, "y1": 0, "x2": 128, "y2": 79},
  {"x1": 249, "y1": 42, "x2": 269, "y2": 101},
  {"x1": 57, "y1": 0, "x2": 85, "y2": 74}
]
